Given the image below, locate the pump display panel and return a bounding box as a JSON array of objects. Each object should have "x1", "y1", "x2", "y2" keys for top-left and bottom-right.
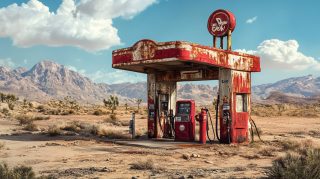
[{"x1": 176, "y1": 102, "x2": 191, "y2": 122}]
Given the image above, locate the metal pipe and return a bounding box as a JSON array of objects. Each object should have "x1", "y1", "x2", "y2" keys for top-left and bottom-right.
[
  {"x1": 213, "y1": 36, "x2": 217, "y2": 48},
  {"x1": 220, "y1": 37, "x2": 224, "y2": 49}
]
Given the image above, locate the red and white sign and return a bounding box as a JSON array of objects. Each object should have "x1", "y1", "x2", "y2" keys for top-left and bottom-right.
[{"x1": 207, "y1": 9, "x2": 236, "y2": 37}]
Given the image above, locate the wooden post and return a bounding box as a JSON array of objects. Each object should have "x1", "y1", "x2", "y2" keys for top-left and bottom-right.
[
  {"x1": 213, "y1": 36, "x2": 217, "y2": 48},
  {"x1": 227, "y1": 30, "x2": 232, "y2": 50}
]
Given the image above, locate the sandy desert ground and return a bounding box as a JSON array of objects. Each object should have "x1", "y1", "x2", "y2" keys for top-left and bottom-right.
[{"x1": 0, "y1": 106, "x2": 320, "y2": 179}]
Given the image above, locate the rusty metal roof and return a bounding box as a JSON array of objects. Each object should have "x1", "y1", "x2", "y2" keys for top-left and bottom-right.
[{"x1": 112, "y1": 39, "x2": 260, "y2": 73}]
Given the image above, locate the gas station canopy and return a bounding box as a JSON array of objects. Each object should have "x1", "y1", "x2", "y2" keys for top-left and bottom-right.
[{"x1": 112, "y1": 39, "x2": 260, "y2": 78}]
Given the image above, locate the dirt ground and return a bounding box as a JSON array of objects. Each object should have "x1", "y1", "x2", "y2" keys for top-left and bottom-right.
[{"x1": 1, "y1": 111, "x2": 320, "y2": 179}]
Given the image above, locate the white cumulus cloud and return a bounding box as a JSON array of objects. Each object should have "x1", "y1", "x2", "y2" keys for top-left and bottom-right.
[
  {"x1": 246, "y1": 16, "x2": 257, "y2": 24},
  {"x1": 0, "y1": 0, "x2": 156, "y2": 52},
  {"x1": 236, "y1": 39, "x2": 320, "y2": 70}
]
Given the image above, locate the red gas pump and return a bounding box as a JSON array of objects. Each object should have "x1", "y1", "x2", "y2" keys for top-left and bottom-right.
[
  {"x1": 197, "y1": 109, "x2": 208, "y2": 144},
  {"x1": 174, "y1": 100, "x2": 195, "y2": 142}
]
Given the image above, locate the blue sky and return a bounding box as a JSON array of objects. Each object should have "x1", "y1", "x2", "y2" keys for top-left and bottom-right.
[{"x1": 0, "y1": 0, "x2": 319, "y2": 85}]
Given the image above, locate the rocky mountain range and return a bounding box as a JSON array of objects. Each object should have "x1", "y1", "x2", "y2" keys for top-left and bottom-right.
[{"x1": 0, "y1": 60, "x2": 319, "y2": 104}]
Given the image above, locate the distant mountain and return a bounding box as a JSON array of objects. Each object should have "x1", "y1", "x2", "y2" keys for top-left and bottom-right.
[
  {"x1": 0, "y1": 60, "x2": 319, "y2": 104},
  {"x1": 252, "y1": 75, "x2": 320, "y2": 101},
  {"x1": 0, "y1": 60, "x2": 115, "y2": 103},
  {"x1": 178, "y1": 83, "x2": 218, "y2": 105}
]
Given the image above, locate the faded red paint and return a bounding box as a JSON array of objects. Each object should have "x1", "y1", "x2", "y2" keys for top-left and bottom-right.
[
  {"x1": 155, "y1": 69, "x2": 219, "y2": 82},
  {"x1": 112, "y1": 40, "x2": 260, "y2": 72},
  {"x1": 232, "y1": 71, "x2": 251, "y2": 93}
]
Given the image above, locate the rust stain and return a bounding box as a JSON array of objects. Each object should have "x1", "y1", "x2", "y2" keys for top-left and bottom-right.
[{"x1": 112, "y1": 39, "x2": 260, "y2": 73}]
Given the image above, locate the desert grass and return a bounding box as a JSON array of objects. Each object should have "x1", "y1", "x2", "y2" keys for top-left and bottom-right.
[
  {"x1": 16, "y1": 114, "x2": 50, "y2": 125},
  {"x1": 0, "y1": 163, "x2": 35, "y2": 179},
  {"x1": 48, "y1": 125, "x2": 62, "y2": 136},
  {"x1": 98, "y1": 128, "x2": 130, "y2": 139},
  {"x1": 0, "y1": 142, "x2": 5, "y2": 150},
  {"x1": 23, "y1": 123, "x2": 39, "y2": 131},
  {"x1": 130, "y1": 159, "x2": 155, "y2": 170},
  {"x1": 104, "y1": 114, "x2": 130, "y2": 126},
  {"x1": 267, "y1": 148, "x2": 320, "y2": 179}
]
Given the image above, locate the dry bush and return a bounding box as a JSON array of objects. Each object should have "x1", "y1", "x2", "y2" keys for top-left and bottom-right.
[
  {"x1": 0, "y1": 163, "x2": 35, "y2": 179},
  {"x1": 48, "y1": 125, "x2": 61, "y2": 136},
  {"x1": 36, "y1": 105, "x2": 46, "y2": 112},
  {"x1": 93, "y1": 110, "x2": 104, "y2": 116},
  {"x1": 267, "y1": 148, "x2": 320, "y2": 179},
  {"x1": 1, "y1": 108, "x2": 9, "y2": 116},
  {"x1": 279, "y1": 140, "x2": 301, "y2": 151},
  {"x1": 60, "y1": 121, "x2": 81, "y2": 133},
  {"x1": 130, "y1": 159, "x2": 155, "y2": 170},
  {"x1": 252, "y1": 103, "x2": 320, "y2": 118},
  {"x1": 278, "y1": 139, "x2": 314, "y2": 153},
  {"x1": 16, "y1": 115, "x2": 50, "y2": 126},
  {"x1": 23, "y1": 123, "x2": 38, "y2": 131},
  {"x1": 120, "y1": 120, "x2": 130, "y2": 126},
  {"x1": 309, "y1": 130, "x2": 320, "y2": 138},
  {"x1": 16, "y1": 114, "x2": 34, "y2": 125},
  {"x1": 99, "y1": 129, "x2": 130, "y2": 139},
  {"x1": 0, "y1": 142, "x2": 5, "y2": 150},
  {"x1": 258, "y1": 147, "x2": 276, "y2": 157},
  {"x1": 33, "y1": 116, "x2": 50, "y2": 121},
  {"x1": 104, "y1": 114, "x2": 120, "y2": 126},
  {"x1": 79, "y1": 124, "x2": 100, "y2": 136},
  {"x1": 104, "y1": 113, "x2": 130, "y2": 126}
]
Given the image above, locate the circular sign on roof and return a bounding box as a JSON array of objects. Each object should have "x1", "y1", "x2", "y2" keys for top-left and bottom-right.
[{"x1": 207, "y1": 9, "x2": 236, "y2": 37}]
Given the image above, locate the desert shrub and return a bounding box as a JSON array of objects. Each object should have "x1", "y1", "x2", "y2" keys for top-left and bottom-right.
[
  {"x1": 45, "y1": 109, "x2": 61, "y2": 115},
  {"x1": 8, "y1": 103, "x2": 14, "y2": 110},
  {"x1": 33, "y1": 116, "x2": 50, "y2": 121},
  {"x1": 93, "y1": 110, "x2": 103, "y2": 116},
  {"x1": 16, "y1": 115, "x2": 49, "y2": 126},
  {"x1": 23, "y1": 123, "x2": 38, "y2": 131},
  {"x1": 16, "y1": 115, "x2": 34, "y2": 125},
  {"x1": 0, "y1": 163, "x2": 35, "y2": 179},
  {"x1": 61, "y1": 121, "x2": 81, "y2": 133},
  {"x1": 267, "y1": 148, "x2": 320, "y2": 179},
  {"x1": 61, "y1": 109, "x2": 75, "y2": 115},
  {"x1": 37, "y1": 105, "x2": 45, "y2": 112},
  {"x1": 120, "y1": 120, "x2": 130, "y2": 126},
  {"x1": 12, "y1": 165, "x2": 35, "y2": 179},
  {"x1": 1, "y1": 108, "x2": 9, "y2": 115},
  {"x1": 0, "y1": 142, "x2": 5, "y2": 150},
  {"x1": 279, "y1": 140, "x2": 301, "y2": 151},
  {"x1": 99, "y1": 129, "x2": 130, "y2": 139},
  {"x1": 81, "y1": 124, "x2": 99, "y2": 136},
  {"x1": 104, "y1": 114, "x2": 121, "y2": 126},
  {"x1": 130, "y1": 159, "x2": 155, "y2": 170},
  {"x1": 258, "y1": 148, "x2": 276, "y2": 157},
  {"x1": 48, "y1": 125, "x2": 61, "y2": 136}
]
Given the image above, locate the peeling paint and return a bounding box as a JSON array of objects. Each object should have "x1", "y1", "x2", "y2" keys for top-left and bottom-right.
[{"x1": 112, "y1": 39, "x2": 260, "y2": 73}]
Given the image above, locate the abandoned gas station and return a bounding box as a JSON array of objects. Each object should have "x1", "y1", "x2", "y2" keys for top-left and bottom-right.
[{"x1": 112, "y1": 9, "x2": 261, "y2": 144}]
